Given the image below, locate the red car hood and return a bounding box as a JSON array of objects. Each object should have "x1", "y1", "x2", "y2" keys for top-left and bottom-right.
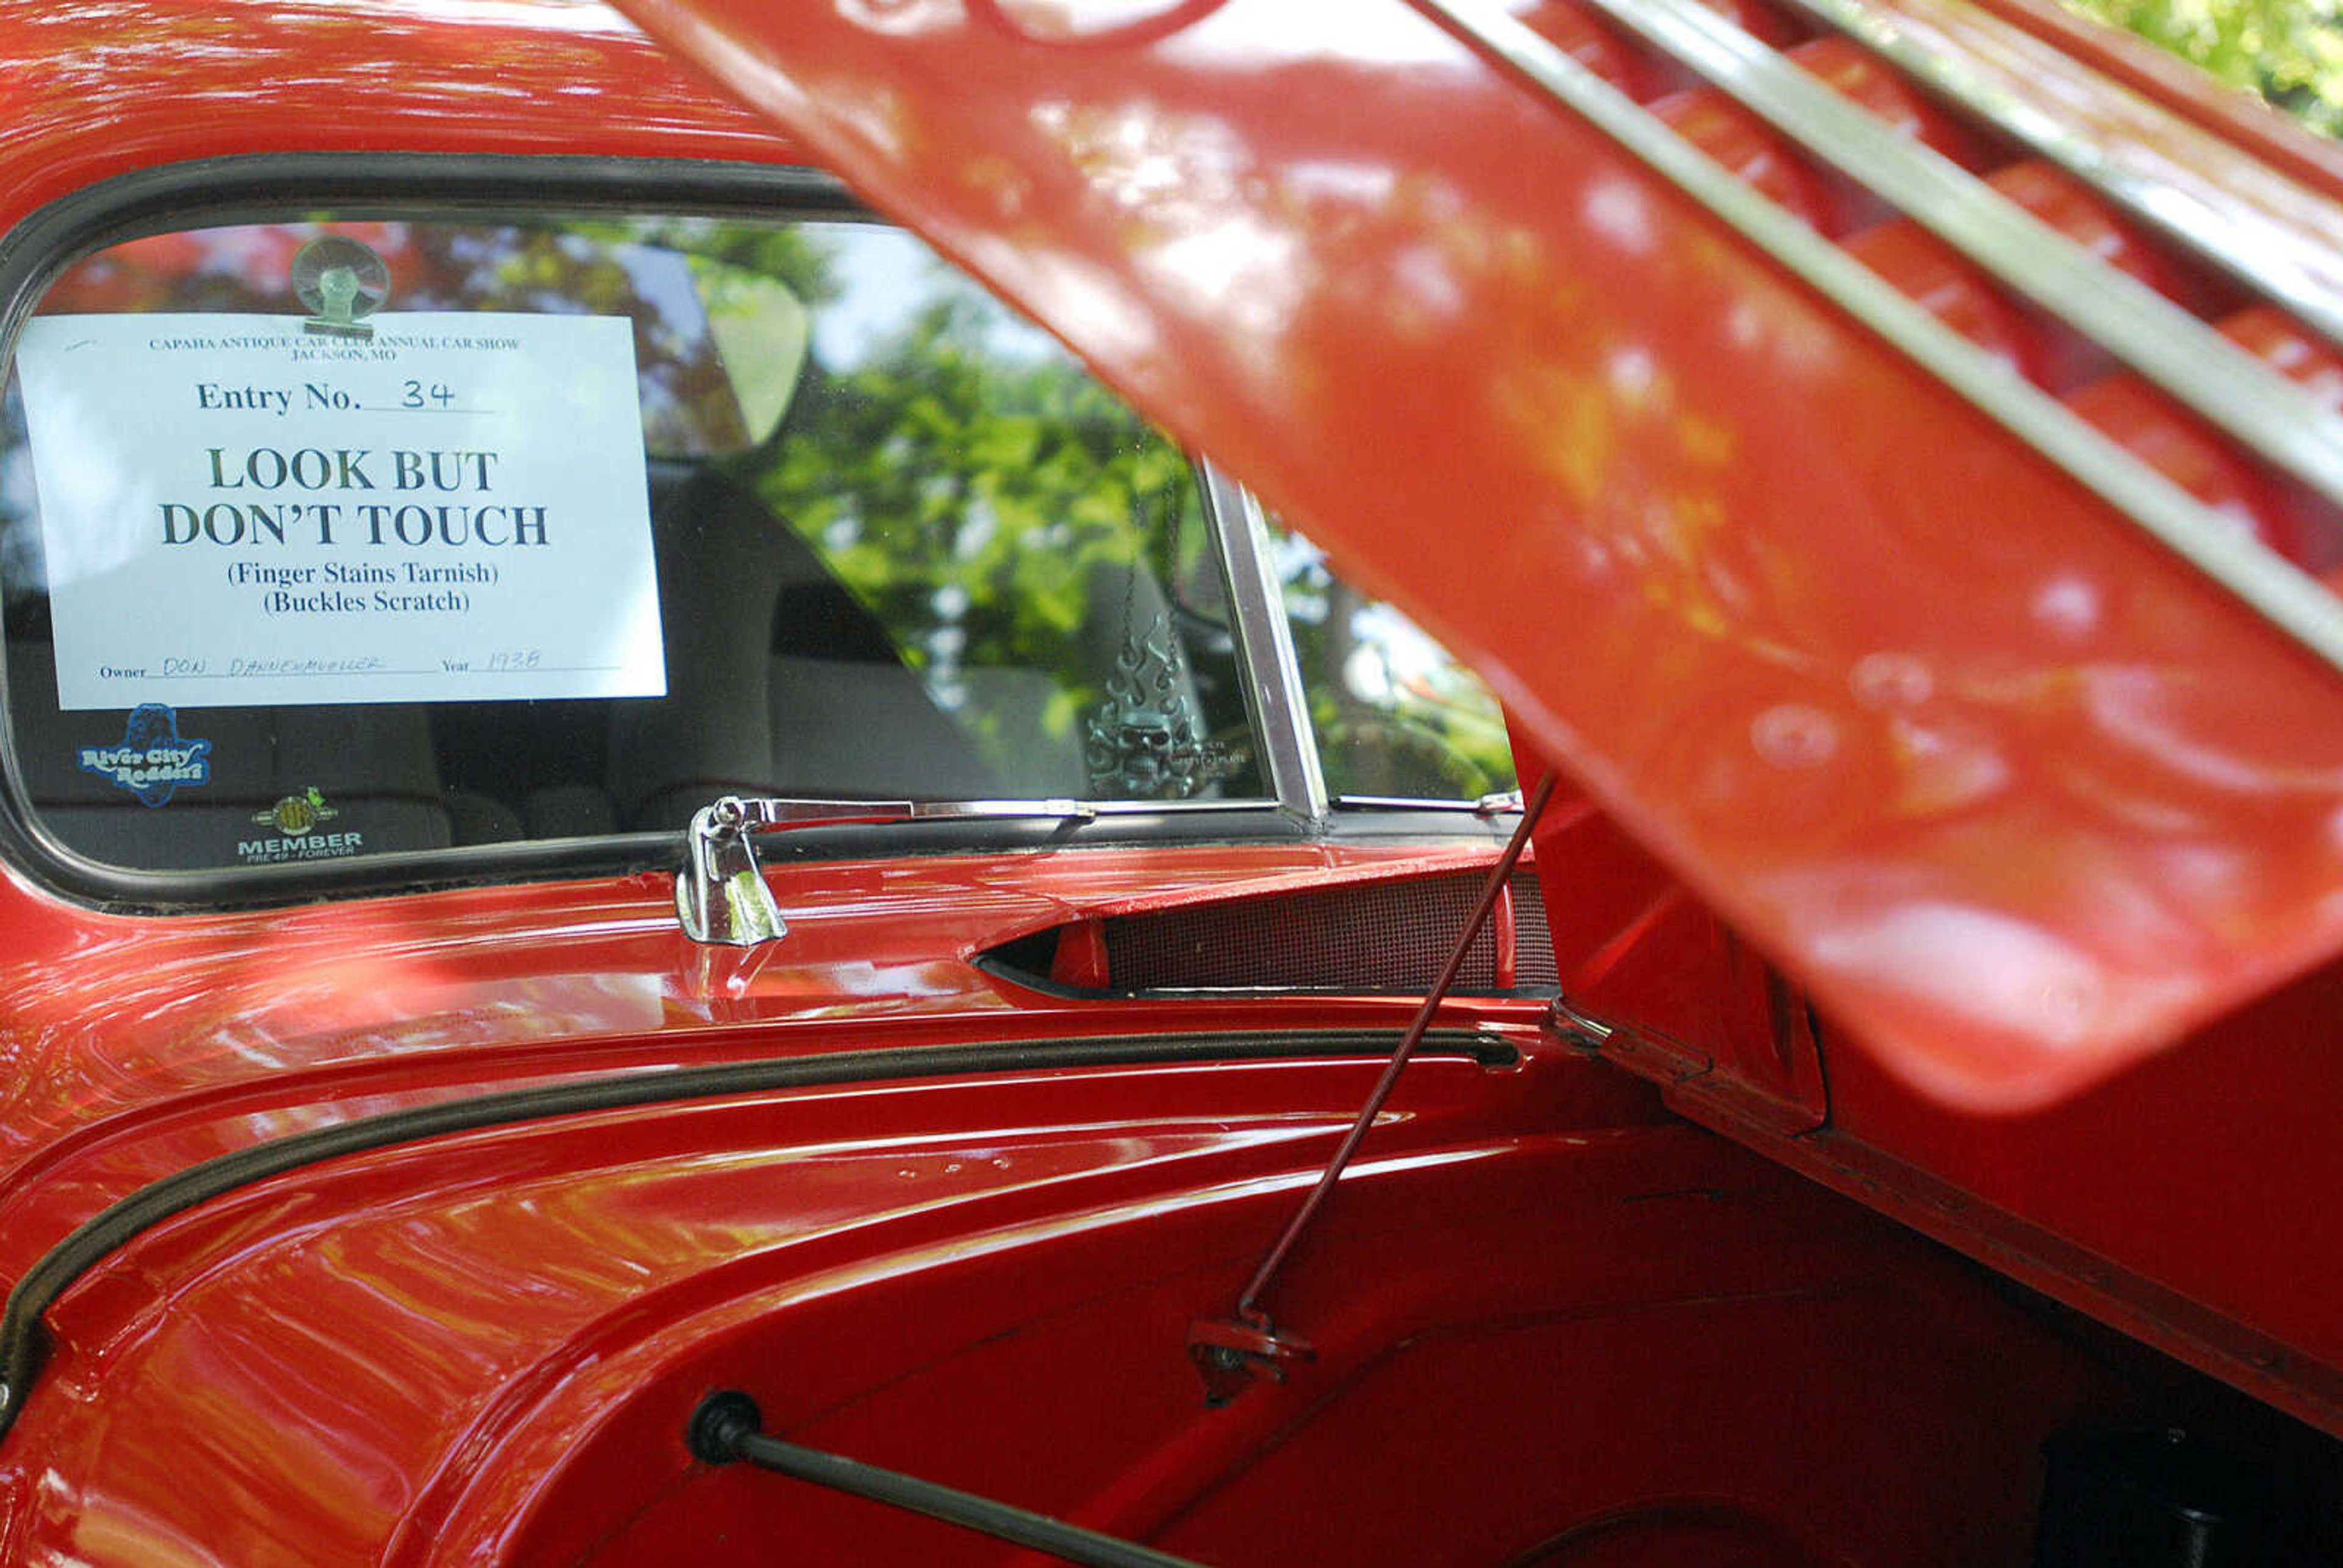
[{"x1": 613, "y1": 0, "x2": 2343, "y2": 1112}]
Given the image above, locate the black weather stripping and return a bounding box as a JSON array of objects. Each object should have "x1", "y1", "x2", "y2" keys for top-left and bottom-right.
[
  {"x1": 688, "y1": 1391, "x2": 1206, "y2": 1568},
  {"x1": 0, "y1": 1027, "x2": 1515, "y2": 1440}
]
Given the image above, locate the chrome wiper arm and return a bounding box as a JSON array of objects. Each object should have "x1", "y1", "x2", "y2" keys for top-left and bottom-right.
[
  {"x1": 677, "y1": 793, "x2": 1098, "y2": 946},
  {"x1": 677, "y1": 796, "x2": 912, "y2": 948}
]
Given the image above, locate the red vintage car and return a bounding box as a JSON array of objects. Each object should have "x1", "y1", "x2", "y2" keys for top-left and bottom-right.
[{"x1": 5, "y1": 0, "x2": 2343, "y2": 1562}]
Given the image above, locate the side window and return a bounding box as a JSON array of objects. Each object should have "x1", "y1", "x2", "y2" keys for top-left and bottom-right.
[
  {"x1": 1269, "y1": 523, "x2": 1517, "y2": 802},
  {"x1": 727, "y1": 232, "x2": 1258, "y2": 813},
  {"x1": 0, "y1": 212, "x2": 1268, "y2": 876}
]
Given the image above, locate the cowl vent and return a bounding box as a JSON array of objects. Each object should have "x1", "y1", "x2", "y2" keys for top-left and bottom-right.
[{"x1": 981, "y1": 871, "x2": 1558, "y2": 999}]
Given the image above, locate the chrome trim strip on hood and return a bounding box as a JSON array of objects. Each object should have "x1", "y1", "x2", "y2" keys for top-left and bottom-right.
[
  {"x1": 1407, "y1": 0, "x2": 2343, "y2": 677},
  {"x1": 1525, "y1": 0, "x2": 2343, "y2": 511},
  {"x1": 1777, "y1": 0, "x2": 2343, "y2": 355}
]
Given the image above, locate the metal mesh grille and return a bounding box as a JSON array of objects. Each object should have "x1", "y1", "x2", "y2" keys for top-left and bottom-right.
[{"x1": 1102, "y1": 871, "x2": 1555, "y2": 994}]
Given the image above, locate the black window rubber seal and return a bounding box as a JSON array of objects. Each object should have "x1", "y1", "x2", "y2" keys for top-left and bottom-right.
[{"x1": 0, "y1": 1025, "x2": 1516, "y2": 1440}]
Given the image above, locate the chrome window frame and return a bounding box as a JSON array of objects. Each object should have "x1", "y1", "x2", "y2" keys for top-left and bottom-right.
[{"x1": 1199, "y1": 459, "x2": 1330, "y2": 824}]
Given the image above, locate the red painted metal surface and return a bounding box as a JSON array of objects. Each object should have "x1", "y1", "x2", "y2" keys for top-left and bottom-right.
[
  {"x1": 1, "y1": 1031, "x2": 2174, "y2": 1566},
  {"x1": 611, "y1": 0, "x2": 2343, "y2": 1115},
  {"x1": 596, "y1": 0, "x2": 2343, "y2": 1442},
  {"x1": 4, "y1": 0, "x2": 2343, "y2": 1560},
  {"x1": 0, "y1": 1, "x2": 788, "y2": 220},
  {"x1": 0, "y1": 838, "x2": 1516, "y2": 1286}
]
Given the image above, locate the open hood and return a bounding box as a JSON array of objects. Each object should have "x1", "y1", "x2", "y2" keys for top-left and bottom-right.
[{"x1": 613, "y1": 0, "x2": 2343, "y2": 1112}]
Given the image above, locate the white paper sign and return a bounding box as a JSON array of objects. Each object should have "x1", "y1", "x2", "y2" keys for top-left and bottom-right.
[{"x1": 15, "y1": 312, "x2": 666, "y2": 710}]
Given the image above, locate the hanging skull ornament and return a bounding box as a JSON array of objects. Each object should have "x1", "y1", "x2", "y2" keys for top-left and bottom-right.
[{"x1": 1085, "y1": 610, "x2": 1215, "y2": 799}]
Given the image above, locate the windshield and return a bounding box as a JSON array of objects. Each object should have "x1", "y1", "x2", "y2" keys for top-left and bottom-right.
[{"x1": 0, "y1": 211, "x2": 1269, "y2": 872}]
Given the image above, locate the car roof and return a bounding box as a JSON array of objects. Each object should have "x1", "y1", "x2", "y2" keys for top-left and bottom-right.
[{"x1": 0, "y1": 0, "x2": 791, "y2": 232}]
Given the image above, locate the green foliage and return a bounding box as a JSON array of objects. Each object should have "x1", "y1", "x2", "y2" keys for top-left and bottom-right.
[
  {"x1": 746, "y1": 279, "x2": 1186, "y2": 690},
  {"x1": 736, "y1": 249, "x2": 1511, "y2": 801},
  {"x1": 2059, "y1": 0, "x2": 2343, "y2": 135},
  {"x1": 733, "y1": 264, "x2": 1255, "y2": 795}
]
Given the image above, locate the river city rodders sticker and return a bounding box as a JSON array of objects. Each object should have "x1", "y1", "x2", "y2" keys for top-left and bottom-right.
[
  {"x1": 77, "y1": 703, "x2": 212, "y2": 807},
  {"x1": 12, "y1": 311, "x2": 665, "y2": 711}
]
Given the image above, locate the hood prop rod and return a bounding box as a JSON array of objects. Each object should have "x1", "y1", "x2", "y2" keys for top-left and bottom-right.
[
  {"x1": 1187, "y1": 771, "x2": 1557, "y2": 1404},
  {"x1": 687, "y1": 1390, "x2": 1204, "y2": 1568}
]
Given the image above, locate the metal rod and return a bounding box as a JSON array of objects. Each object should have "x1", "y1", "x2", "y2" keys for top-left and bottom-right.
[
  {"x1": 689, "y1": 1392, "x2": 1205, "y2": 1568},
  {"x1": 1234, "y1": 769, "x2": 1557, "y2": 1324}
]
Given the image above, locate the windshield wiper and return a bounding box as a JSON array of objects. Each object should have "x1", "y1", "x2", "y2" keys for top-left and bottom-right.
[{"x1": 677, "y1": 794, "x2": 1098, "y2": 945}]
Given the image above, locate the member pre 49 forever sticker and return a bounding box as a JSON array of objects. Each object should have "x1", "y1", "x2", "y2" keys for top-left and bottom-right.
[
  {"x1": 239, "y1": 786, "x2": 363, "y2": 863},
  {"x1": 79, "y1": 703, "x2": 211, "y2": 807}
]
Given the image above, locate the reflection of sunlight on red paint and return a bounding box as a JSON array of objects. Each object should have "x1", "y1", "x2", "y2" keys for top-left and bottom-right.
[
  {"x1": 978, "y1": 0, "x2": 1228, "y2": 49},
  {"x1": 0, "y1": 885, "x2": 664, "y2": 1145},
  {"x1": 361, "y1": 0, "x2": 636, "y2": 32},
  {"x1": 0, "y1": 836, "x2": 1496, "y2": 1262}
]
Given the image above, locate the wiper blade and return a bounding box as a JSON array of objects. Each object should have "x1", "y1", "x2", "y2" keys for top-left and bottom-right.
[{"x1": 677, "y1": 793, "x2": 1098, "y2": 945}]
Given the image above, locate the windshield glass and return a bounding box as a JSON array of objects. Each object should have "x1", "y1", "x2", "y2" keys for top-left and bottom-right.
[{"x1": 0, "y1": 212, "x2": 1268, "y2": 873}]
